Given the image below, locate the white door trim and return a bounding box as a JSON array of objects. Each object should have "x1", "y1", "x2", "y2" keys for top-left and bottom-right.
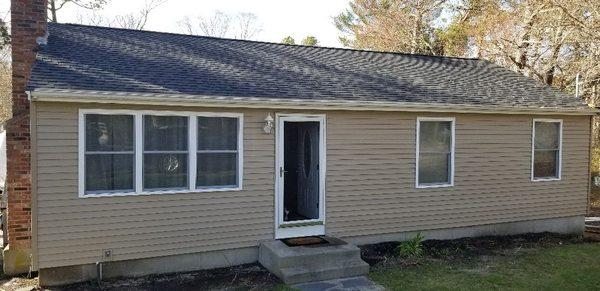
[{"x1": 274, "y1": 113, "x2": 326, "y2": 239}]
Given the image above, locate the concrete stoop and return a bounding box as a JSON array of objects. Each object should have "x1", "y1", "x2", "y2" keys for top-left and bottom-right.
[{"x1": 258, "y1": 238, "x2": 369, "y2": 284}]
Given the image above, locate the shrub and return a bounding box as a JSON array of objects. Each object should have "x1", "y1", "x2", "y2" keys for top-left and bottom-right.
[{"x1": 396, "y1": 233, "x2": 425, "y2": 258}]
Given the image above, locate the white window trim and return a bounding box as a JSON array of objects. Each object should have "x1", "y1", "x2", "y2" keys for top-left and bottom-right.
[
  {"x1": 78, "y1": 109, "x2": 244, "y2": 198},
  {"x1": 531, "y1": 118, "x2": 562, "y2": 182},
  {"x1": 415, "y1": 117, "x2": 455, "y2": 189}
]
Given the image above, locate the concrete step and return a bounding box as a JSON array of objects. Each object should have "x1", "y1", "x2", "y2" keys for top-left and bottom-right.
[
  {"x1": 261, "y1": 242, "x2": 361, "y2": 269},
  {"x1": 280, "y1": 260, "x2": 370, "y2": 285},
  {"x1": 258, "y1": 237, "x2": 369, "y2": 284}
]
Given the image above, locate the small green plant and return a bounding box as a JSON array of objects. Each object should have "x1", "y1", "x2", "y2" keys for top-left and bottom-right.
[{"x1": 396, "y1": 233, "x2": 425, "y2": 258}]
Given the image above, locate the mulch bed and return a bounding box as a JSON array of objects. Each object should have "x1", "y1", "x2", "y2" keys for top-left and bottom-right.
[
  {"x1": 589, "y1": 207, "x2": 600, "y2": 217},
  {"x1": 57, "y1": 263, "x2": 281, "y2": 291},
  {"x1": 360, "y1": 232, "x2": 584, "y2": 267}
]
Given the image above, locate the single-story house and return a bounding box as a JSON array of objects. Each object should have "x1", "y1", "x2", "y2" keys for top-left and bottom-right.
[{"x1": 5, "y1": 0, "x2": 596, "y2": 286}]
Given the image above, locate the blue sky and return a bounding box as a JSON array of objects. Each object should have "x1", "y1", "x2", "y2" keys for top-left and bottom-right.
[{"x1": 1, "y1": 0, "x2": 350, "y2": 47}]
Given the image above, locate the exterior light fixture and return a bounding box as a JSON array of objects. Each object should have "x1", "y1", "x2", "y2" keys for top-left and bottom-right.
[{"x1": 263, "y1": 113, "x2": 274, "y2": 134}]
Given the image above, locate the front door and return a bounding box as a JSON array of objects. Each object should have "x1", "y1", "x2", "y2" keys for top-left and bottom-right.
[
  {"x1": 275, "y1": 114, "x2": 326, "y2": 239},
  {"x1": 296, "y1": 122, "x2": 320, "y2": 219}
]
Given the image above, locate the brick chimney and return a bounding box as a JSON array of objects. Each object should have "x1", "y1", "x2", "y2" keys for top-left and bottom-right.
[{"x1": 4, "y1": 0, "x2": 47, "y2": 275}]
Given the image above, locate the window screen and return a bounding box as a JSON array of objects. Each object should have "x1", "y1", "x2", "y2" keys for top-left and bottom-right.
[
  {"x1": 418, "y1": 119, "x2": 453, "y2": 186},
  {"x1": 533, "y1": 121, "x2": 561, "y2": 180}
]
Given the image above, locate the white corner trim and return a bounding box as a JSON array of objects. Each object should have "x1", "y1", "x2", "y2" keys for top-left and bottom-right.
[
  {"x1": 30, "y1": 89, "x2": 598, "y2": 116},
  {"x1": 531, "y1": 118, "x2": 563, "y2": 182},
  {"x1": 78, "y1": 109, "x2": 244, "y2": 198},
  {"x1": 415, "y1": 117, "x2": 456, "y2": 189}
]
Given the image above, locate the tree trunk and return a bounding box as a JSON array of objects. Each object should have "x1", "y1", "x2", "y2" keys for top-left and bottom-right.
[
  {"x1": 544, "y1": 44, "x2": 562, "y2": 86},
  {"x1": 50, "y1": 0, "x2": 57, "y2": 22},
  {"x1": 411, "y1": 13, "x2": 421, "y2": 54},
  {"x1": 514, "y1": 4, "x2": 537, "y2": 74},
  {"x1": 544, "y1": 66, "x2": 556, "y2": 86}
]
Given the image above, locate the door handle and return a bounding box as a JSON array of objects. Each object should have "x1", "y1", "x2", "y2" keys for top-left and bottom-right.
[{"x1": 279, "y1": 167, "x2": 288, "y2": 177}]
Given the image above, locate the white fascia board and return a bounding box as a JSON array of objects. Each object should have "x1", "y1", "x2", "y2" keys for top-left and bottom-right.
[{"x1": 29, "y1": 88, "x2": 599, "y2": 116}]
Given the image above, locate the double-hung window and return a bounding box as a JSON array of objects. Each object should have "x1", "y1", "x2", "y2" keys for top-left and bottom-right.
[
  {"x1": 532, "y1": 119, "x2": 562, "y2": 181},
  {"x1": 79, "y1": 110, "x2": 243, "y2": 197},
  {"x1": 416, "y1": 117, "x2": 455, "y2": 188},
  {"x1": 83, "y1": 114, "x2": 135, "y2": 194},
  {"x1": 196, "y1": 117, "x2": 240, "y2": 188}
]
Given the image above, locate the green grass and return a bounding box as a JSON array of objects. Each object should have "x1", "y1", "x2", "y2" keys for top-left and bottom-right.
[{"x1": 371, "y1": 242, "x2": 600, "y2": 290}]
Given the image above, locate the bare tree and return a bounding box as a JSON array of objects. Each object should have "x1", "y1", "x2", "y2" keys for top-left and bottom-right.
[
  {"x1": 75, "y1": 0, "x2": 166, "y2": 30},
  {"x1": 0, "y1": 18, "x2": 9, "y2": 52},
  {"x1": 465, "y1": 0, "x2": 599, "y2": 101},
  {"x1": 75, "y1": 11, "x2": 109, "y2": 26},
  {"x1": 178, "y1": 11, "x2": 262, "y2": 40},
  {"x1": 335, "y1": 0, "x2": 599, "y2": 102},
  {"x1": 0, "y1": 15, "x2": 10, "y2": 121},
  {"x1": 178, "y1": 11, "x2": 231, "y2": 38},
  {"x1": 48, "y1": 0, "x2": 108, "y2": 22},
  {"x1": 234, "y1": 13, "x2": 262, "y2": 40},
  {"x1": 0, "y1": 60, "x2": 10, "y2": 123},
  {"x1": 114, "y1": 0, "x2": 166, "y2": 30}
]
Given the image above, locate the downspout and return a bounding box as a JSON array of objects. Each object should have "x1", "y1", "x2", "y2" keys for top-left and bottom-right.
[
  {"x1": 588, "y1": 113, "x2": 596, "y2": 217},
  {"x1": 96, "y1": 261, "x2": 103, "y2": 286},
  {"x1": 576, "y1": 73, "x2": 581, "y2": 99}
]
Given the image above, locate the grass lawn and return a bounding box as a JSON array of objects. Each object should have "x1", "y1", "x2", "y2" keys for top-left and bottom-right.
[{"x1": 370, "y1": 241, "x2": 600, "y2": 290}]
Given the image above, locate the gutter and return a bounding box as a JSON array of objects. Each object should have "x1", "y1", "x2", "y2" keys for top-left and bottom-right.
[{"x1": 28, "y1": 88, "x2": 598, "y2": 116}]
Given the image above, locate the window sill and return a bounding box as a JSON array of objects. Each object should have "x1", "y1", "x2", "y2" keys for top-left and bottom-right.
[
  {"x1": 416, "y1": 183, "x2": 454, "y2": 189},
  {"x1": 531, "y1": 177, "x2": 561, "y2": 182},
  {"x1": 79, "y1": 187, "x2": 242, "y2": 198}
]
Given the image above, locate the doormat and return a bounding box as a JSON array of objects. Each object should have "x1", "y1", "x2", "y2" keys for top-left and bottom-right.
[
  {"x1": 281, "y1": 236, "x2": 346, "y2": 247},
  {"x1": 282, "y1": 236, "x2": 327, "y2": 247}
]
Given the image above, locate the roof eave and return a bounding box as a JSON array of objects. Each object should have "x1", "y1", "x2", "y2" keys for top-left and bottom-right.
[{"x1": 28, "y1": 88, "x2": 598, "y2": 116}]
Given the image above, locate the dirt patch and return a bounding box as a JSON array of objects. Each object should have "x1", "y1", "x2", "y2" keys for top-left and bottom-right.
[
  {"x1": 55, "y1": 264, "x2": 281, "y2": 291},
  {"x1": 360, "y1": 232, "x2": 583, "y2": 267},
  {"x1": 0, "y1": 275, "x2": 39, "y2": 291}
]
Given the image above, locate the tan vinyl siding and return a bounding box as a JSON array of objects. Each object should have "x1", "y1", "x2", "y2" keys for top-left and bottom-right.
[
  {"x1": 35, "y1": 103, "x2": 275, "y2": 268},
  {"x1": 34, "y1": 102, "x2": 590, "y2": 269},
  {"x1": 325, "y1": 113, "x2": 589, "y2": 238}
]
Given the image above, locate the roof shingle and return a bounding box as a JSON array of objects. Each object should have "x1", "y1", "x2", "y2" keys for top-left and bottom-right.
[{"x1": 28, "y1": 23, "x2": 587, "y2": 109}]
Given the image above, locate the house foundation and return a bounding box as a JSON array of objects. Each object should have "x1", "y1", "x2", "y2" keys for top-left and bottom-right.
[
  {"x1": 345, "y1": 215, "x2": 585, "y2": 246},
  {"x1": 38, "y1": 246, "x2": 258, "y2": 287},
  {"x1": 2, "y1": 245, "x2": 32, "y2": 275},
  {"x1": 38, "y1": 215, "x2": 584, "y2": 286}
]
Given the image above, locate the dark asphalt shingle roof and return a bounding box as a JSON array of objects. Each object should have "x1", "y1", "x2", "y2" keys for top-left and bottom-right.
[{"x1": 28, "y1": 22, "x2": 587, "y2": 109}]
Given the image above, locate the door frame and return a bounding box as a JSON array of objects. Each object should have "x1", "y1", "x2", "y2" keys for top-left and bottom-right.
[{"x1": 274, "y1": 113, "x2": 326, "y2": 239}]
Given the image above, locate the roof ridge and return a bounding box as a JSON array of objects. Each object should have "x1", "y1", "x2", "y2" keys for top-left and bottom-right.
[{"x1": 49, "y1": 22, "x2": 482, "y2": 62}]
